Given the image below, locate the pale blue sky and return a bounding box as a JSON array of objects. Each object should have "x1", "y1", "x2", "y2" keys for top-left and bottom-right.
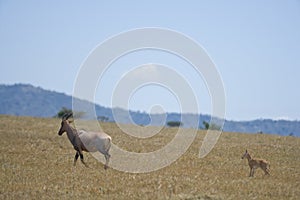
[{"x1": 0, "y1": 0, "x2": 300, "y2": 120}]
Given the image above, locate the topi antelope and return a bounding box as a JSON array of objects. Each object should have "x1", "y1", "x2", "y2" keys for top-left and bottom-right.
[
  {"x1": 57, "y1": 113, "x2": 111, "y2": 169},
  {"x1": 242, "y1": 149, "x2": 270, "y2": 177}
]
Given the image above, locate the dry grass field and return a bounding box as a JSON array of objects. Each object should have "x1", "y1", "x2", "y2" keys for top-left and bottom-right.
[{"x1": 0, "y1": 115, "x2": 299, "y2": 199}]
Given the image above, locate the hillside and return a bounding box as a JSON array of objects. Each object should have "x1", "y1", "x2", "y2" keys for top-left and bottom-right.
[
  {"x1": 0, "y1": 83, "x2": 299, "y2": 136},
  {"x1": 0, "y1": 116, "x2": 299, "y2": 199},
  {"x1": 0, "y1": 83, "x2": 112, "y2": 118}
]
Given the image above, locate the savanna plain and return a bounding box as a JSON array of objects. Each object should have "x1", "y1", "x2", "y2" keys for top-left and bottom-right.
[{"x1": 0, "y1": 115, "x2": 299, "y2": 199}]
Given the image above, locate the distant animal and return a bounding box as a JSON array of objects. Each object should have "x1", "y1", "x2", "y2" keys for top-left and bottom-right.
[
  {"x1": 57, "y1": 113, "x2": 111, "y2": 169},
  {"x1": 241, "y1": 149, "x2": 270, "y2": 177}
]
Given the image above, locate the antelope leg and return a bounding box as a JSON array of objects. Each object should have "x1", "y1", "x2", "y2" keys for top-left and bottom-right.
[
  {"x1": 74, "y1": 152, "x2": 79, "y2": 166},
  {"x1": 79, "y1": 152, "x2": 88, "y2": 167}
]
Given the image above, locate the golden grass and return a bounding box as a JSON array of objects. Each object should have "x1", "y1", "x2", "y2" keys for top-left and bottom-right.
[{"x1": 0, "y1": 115, "x2": 299, "y2": 199}]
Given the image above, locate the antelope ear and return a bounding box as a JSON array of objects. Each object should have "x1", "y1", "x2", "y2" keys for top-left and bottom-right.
[{"x1": 245, "y1": 149, "x2": 248, "y2": 152}]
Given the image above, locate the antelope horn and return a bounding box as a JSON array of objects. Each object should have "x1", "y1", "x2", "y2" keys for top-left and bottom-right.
[
  {"x1": 65, "y1": 112, "x2": 73, "y2": 120},
  {"x1": 62, "y1": 112, "x2": 73, "y2": 120}
]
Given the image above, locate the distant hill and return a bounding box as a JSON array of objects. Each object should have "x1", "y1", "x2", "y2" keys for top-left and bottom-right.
[
  {"x1": 0, "y1": 84, "x2": 72, "y2": 117},
  {"x1": 0, "y1": 83, "x2": 299, "y2": 137},
  {"x1": 0, "y1": 83, "x2": 113, "y2": 119}
]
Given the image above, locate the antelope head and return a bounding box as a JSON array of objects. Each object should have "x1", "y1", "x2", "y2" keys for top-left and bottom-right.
[
  {"x1": 58, "y1": 112, "x2": 73, "y2": 136},
  {"x1": 241, "y1": 149, "x2": 248, "y2": 159}
]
